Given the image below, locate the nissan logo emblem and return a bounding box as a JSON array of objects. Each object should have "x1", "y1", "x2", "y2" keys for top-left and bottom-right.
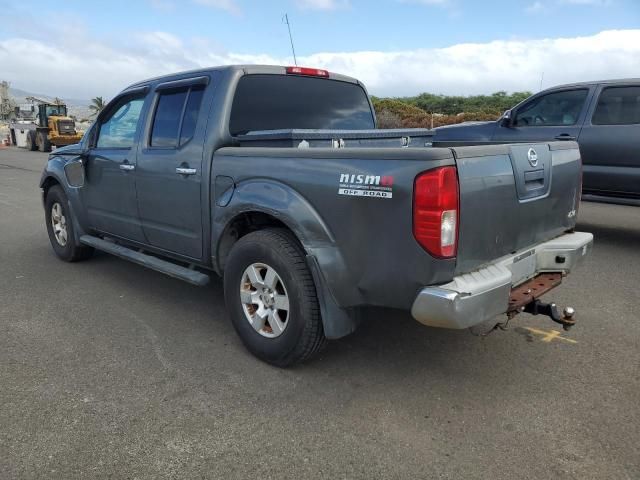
[{"x1": 527, "y1": 148, "x2": 538, "y2": 167}]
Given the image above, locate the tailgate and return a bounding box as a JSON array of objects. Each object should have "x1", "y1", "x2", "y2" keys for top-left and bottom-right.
[{"x1": 453, "y1": 141, "x2": 581, "y2": 274}]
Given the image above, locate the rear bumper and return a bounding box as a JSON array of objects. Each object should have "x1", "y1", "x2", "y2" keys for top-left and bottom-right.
[{"x1": 411, "y1": 231, "x2": 593, "y2": 329}]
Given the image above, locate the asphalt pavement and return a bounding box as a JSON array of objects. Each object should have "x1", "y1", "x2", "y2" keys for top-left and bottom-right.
[{"x1": 1, "y1": 147, "x2": 638, "y2": 479}]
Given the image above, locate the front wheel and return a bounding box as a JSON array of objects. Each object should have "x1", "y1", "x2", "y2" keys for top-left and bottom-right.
[
  {"x1": 38, "y1": 131, "x2": 51, "y2": 152},
  {"x1": 26, "y1": 131, "x2": 37, "y2": 151},
  {"x1": 44, "y1": 186, "x2": 94, "y2": 262},
  {"x1": 224, "y1": 228, "x2": 326, "y2": 367}
]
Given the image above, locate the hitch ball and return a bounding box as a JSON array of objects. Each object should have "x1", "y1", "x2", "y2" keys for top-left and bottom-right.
[{"x1": 563, "y1": 307, "x2": 575, "y2": 319}]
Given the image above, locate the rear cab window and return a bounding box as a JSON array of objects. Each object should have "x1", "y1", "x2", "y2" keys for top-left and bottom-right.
[
  {"x1": 229, "y1": 74, "x2": 375, "y2": 136},
  {"x1": 592, "y1": 86, "x2": 640, "y2": 125}
]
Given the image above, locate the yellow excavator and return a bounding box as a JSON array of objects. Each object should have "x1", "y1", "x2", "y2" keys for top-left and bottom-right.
[{"x1": 24, "y1": 97, "x2": 83, "y2": 152}]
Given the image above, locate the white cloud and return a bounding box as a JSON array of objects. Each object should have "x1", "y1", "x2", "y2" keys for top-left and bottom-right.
[
  {"x1": 399, "y1": 0, "x2": 450, "y2": 5},
  {"x1": 147, "y1": 0, "x2": 176, "y2": 11},
  {"x1": 526, "y1": 1, "x2": 546, "y2": 13},
  {"x1": 527, "y1": 0, "x2": 613, "y2": 14},
  {"x1": 561, "y1": 0, "x2": 612, "y2": 4},
  {"x1": 193, "y1": 0, "x2": 241, "y2": 14},
  {"x1": 293, "y1": 0, "x2": 349, "y2": 10},
  {"x1": 148, "y1": 0, "x2": 243, "y2": 12},
  {"x1": 0, "y1": 30, "x2": 638, "y2": 100}
]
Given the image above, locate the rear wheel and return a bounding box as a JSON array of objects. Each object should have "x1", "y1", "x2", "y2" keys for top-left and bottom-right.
[
  {"x1": 45, "y1": 185, "x2": 94, "y2": 262},
  {"x1": 224, "y1": 228, "x2": 326, "y2": 367}
]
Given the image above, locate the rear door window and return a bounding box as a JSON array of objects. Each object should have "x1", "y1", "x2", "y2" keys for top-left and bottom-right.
[
  {"x1": 180, "y1": 87, "x2": 205, "y2": 145},
  {"x1": 229, "y1": 74, "x2": 375, "y2": 135},
  {"x1": 514, "y1": 89, "x2": 588, "y2": 127},
  {"x1": 592, "y1": 86, "x2": 640, "y2": 125},
  {"x1": 150, "y1": 86, "x2": 205, "y2": 147},
  {"x1": 150, "y1": 90, "x2": 188, "y2": 147}
]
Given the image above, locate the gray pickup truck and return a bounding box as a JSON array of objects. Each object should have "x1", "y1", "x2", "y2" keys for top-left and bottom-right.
[
  {"x1": 40, "y1": 65, "x2": 593, "y2": 366},
  {"x1": 434, "y1": 79, "x2": 640, "y2": 205}
]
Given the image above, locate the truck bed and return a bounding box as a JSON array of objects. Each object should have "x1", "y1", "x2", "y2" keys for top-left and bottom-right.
[
  {"x1": 234, "y1": 129, "x2": 581, "y2": 274},
  {"x1": 212, "y1": 140, "x2": 582, "y2": 311}
]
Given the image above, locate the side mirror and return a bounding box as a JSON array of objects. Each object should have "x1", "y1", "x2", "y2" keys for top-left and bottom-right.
[{"x1": 500, "y1": 109, "x2": 513, "y2": 127}]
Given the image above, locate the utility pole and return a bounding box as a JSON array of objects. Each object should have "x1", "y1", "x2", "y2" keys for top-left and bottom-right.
[
  {"x1": 0, "y1": 80, "x2": 14, "y2": 120},
  {"x1": 539, "y1": 72, "x2": 544, "y2": 91},
  {"x1": 283, "y1": 13, "x2": 298, "y2": 66}
]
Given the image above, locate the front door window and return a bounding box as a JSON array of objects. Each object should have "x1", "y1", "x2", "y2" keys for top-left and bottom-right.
[
  {"x1": 514, "y1": 89, "x2": 588, "y2": 127},
  {"x1": 97, "y1": 98, "x2": 145, "y2": 149}
]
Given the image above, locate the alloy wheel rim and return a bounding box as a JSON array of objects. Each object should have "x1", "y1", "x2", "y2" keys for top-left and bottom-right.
[
  {"x1": 51, "y1": 202, "x2": 68, "y2": 246},
  {"x1": 240, "y1": 263, "x2": 290, "y2": 338}
]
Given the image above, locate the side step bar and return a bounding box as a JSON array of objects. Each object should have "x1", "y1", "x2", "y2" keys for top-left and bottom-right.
[{"x1": 80, "y1": 235, "x2": 210, "y2": 286}]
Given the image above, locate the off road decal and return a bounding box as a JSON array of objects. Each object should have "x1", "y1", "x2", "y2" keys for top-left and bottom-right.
[{"x1": 338, "y1": 173, "x2": 394, "y2": 199}]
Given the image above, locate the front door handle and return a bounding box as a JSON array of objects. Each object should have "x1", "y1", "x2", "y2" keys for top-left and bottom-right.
[
  {"x1": 554, "y1": 134, "x2": 576, "y2": 141},
  {"x1": 176, "y1": 167, "x2": 197, "y2": 175},
  {"x1": 119, "y1": 163, "x2": 135, "y2": 171}
]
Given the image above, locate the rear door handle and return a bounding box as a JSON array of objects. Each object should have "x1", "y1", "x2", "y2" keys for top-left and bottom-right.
[
  {"x1": 119, "y1": 163, "x2": 135, "y2": 171},
  {"x1": 554, "y1": 134, "x2": 576, "y2": 141},
  {"x1": 176, "y1": 167, "x2": 197, "y2": 175}
]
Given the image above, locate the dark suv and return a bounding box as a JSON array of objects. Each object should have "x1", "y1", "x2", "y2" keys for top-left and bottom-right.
[{"x1": 434, "y1": 79, "x2": 640, "y2": 205}]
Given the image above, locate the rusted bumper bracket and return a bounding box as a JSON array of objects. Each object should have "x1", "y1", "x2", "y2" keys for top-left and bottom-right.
[{"x1": 507, "y1": 273, "x2": 576, "y2": 330}]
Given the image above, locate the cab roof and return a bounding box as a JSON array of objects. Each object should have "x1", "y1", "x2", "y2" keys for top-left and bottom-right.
[
  {"x1": 543, "y1": 78, "x2": 640, "y2": 92},
  {"x1": 126, "y1": 65, "x2": 361, "y2": 91}
]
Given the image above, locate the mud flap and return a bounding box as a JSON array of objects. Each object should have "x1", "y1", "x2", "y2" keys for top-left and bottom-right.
[{"x1": 306, "y1": 255, "x2": 361, "y2": 339}]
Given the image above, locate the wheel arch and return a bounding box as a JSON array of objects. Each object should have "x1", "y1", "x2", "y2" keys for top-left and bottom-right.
[
  {"x1": 40, "y1": 165, "x2": 89, "y2": 242},
  {"x1": 40, "y1": 154, "x2": 75, "y2": 193},
  {"x1": 41, "y1": 174, "x2": 61, "y2": 197},
  {"x1": 212, "y1": 178, "x2": 336, "y2": 274},
  {"x1": 215, "y1": 210, "x2": 299, "y2": 275},
  {"x1": 214, "y1": 205, "x2": 359, "y2": 340}
]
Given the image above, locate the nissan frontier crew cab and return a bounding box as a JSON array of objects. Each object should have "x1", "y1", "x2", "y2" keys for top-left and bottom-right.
[{"x1": 40, "y1": 65, "x2": 593, "y2": 366}]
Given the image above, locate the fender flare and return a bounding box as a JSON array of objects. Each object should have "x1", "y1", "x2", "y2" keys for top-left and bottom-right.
[
  {"x1": 213, "y1": 178, "x2": 336, "y2": 253},
  {"x1": 213, "y1": 179, "x2": 359, "y2": 338},
  {"x1": 40, "y1": 157, "x2": 88, "y2": 242}
]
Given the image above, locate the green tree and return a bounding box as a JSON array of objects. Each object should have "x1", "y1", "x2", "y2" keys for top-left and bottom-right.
[
  {"x1": 372, "y1": 90, "x2": 535, "y2": 129},
  {"x1": 89, "y1": 96, "x2": 106, "y2": 117},
  {"x1": 397, "y1": 90, "x2": 533, "y2": 116}
]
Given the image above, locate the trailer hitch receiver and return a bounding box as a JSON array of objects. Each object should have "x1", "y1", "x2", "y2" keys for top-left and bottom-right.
[
  {"x1": 506, "y1": 273, "x2": 577, "y2": 330},
  {"x1": 523, "y1": 300, "x2": 576, "y2": 330}
]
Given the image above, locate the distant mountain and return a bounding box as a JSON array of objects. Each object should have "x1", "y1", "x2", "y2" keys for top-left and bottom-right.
[
  {"x1": 8, "y1": 86, "x2": 93, "y2": 121},
  {"x1": 8, "y1": 86, "x2": 89, "y2": 107}
]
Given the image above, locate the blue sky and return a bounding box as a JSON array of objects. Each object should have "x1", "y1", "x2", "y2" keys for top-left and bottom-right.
[
  {"x1": 5, "y1": 0, "x2": 638, "y2": 55},
  {"x1": 0, "y1": 0, "x2": 639, "y2": 98}
]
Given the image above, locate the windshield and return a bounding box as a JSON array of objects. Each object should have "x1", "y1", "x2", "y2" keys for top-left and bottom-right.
[
  {"x1": 229, "y1": 74, "x2": 375, "y2": 135},
  {"x1": 46, "y1": 105, "x2": 67, "y2": 117}
]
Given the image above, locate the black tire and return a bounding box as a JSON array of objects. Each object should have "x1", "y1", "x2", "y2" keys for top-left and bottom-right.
[
  {"x1": 224, "y1": 228, "x2": 327, "y2": 367},
  {"x1": 44, "y1": 185, "x2": 94, "y2": 262},
  {"x1": 26, "y1": 131, "x2": 37, "y2": 151},
  {"x1": 38, "y1": 132, "x2": 51, "y2": 152}
]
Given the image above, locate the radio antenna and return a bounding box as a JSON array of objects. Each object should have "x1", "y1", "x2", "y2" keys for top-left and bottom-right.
[{"x1": 283, "y1": 13, "x2": 298, "y2": 66}]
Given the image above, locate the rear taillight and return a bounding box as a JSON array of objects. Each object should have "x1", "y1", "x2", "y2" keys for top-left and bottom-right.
[
  {"x1": 285, "y1": 66, "x2": 329, "y2": 77},
  {"x1": 413, "y1": 166, "x2": 459, "y2": 258}
]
